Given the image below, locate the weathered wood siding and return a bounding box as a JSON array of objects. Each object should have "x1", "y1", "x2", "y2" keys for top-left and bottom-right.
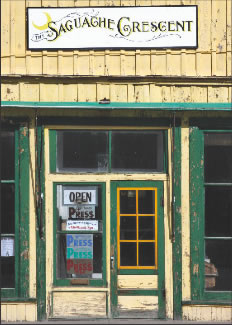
[
  {"x1": 1, "y1": 82, "x2": 232, "y2": 103},
  {"x1": 1, "y1": 0, "x2": 231, "y2": 77},
  {"x1": 118, "y1": 275, "x2": 158, "y2": 289},
  {"x1": 51, "y1": 291, "x2": 107, "y2": 317},
  {"x1": 1, "y1": 303, "x2": 37, "y2": 322},
  {"x1": 183, "y1": 305, "x2": 232, "y2": 322}
]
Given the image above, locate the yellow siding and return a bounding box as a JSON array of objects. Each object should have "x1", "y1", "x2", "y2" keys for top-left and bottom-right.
[
  {"x1": 118, "y1": 275, "x2": 158, "y2": 289},
  {"x1": 1, "y1": 82, "x2": 232, "y2": 104},
  {"x1": 52, "y1": 292, "x2": 107, "y2": 317},
  {"x1": 1, "y1": 303, "x2": 37, "y2": 322},
  {"x1": 1, "y1": 0, "x2": 231, "y2": 77},
  {"x1": 118, "y1": 296, "x2": 158, "y2": 311},
  {"x1": 183, "y1": 306, "x2": 232, "y2": 322}
]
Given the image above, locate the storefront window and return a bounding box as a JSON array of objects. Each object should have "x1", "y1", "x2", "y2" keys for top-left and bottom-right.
[
  {"x1": 55, "y1": 184, "x2": 105, "y2": 283},
  {"x1": 55, "y1": 130, "x2": 165, "y2": 173},
  {"x1": 204, "y1": 133, "x2": 232, "y2": 291}
]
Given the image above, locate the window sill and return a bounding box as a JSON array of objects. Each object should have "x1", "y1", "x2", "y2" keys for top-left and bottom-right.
[
  {"x1": 182, "y1": 300, "x2": 232, "y2": 306},
  {"x1": 1, "y1": 298, "x2": 37, "y2": 303}
]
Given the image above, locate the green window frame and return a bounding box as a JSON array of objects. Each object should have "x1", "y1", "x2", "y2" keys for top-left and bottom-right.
[
  {"x1": 49, "y1": 129, "x2": 168, "y2": 174},
  {"x1": 1, "y1": 122, "x2": 30, "y2": 299},
  {"x1": 53, "y1": 182, "x2": 106, "y2": 287},
  {"x1": 190, "y1": 124, "x2": 232, "y2": 303}
]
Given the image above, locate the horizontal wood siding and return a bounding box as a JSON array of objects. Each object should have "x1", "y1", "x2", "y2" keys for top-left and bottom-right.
[
  {"x1": 1, "y1": 303, "x2": 37, "y2": 322},
  {"x1": 1, "y1": 0, "x2": 231, "y2": 77},
  {"x1": 182, "y1": 305, "x2": 232, "y2": 322},
  {"x1": 51, "y1": 291, "x2": 107, "y2": 318},
  {"x1": 118, "y1": 275, "x2": 158, "y2": 289},
  {"x1": 1, "y1": 82, "x2": 232, "y2": 104}
]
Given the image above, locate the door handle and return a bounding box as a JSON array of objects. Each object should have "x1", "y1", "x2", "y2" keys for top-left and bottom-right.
[{"x1": 111, "y1": 256, "x2": 114, "y2": 269}]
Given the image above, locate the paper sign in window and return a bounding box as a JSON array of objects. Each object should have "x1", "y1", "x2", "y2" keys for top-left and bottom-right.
[{"x1": 1, "y1": 237, "x2": 14, "y2": 257}]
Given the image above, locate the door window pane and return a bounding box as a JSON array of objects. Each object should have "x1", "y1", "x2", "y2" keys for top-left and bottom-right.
[
  {"x1": 111, "y1": 131, "x2": 164, "y2": 172},
  {"x1": 205, "y1": 133, "x2": 232, "y2": 182},
  {"x1": 57, "y1": 131, "x2": 108, "y2": 172},
  {"x1": 139, "y1": 216, "x2": 155, "y2": 240},
  {"x1": 139, "y1": 243, "x2": 155, "y2": 266},
  {"x1": 1, "y1": 131, "x2": 15, "y2": 180},
  {"x1": 120, "y1": 216, "x2": 136, "y2": 240},
  {"x1": 1, "y1": 257, "x2": 15, "y2": 288},
  {"x1": 138, "y1": 190, "x2": 155, "y2": 214},
  {"x1": 205, "y1": 186, "x2": 232, "y2": 237},
  {"x1": 120, "y1": 243, "x2": 137, "y2": 266},
  {"x1": 205, "y1": 240, "x2": 232, "y2": 291},
  {"x1": 120, "y1": 190, "x2": 136, "y2": 214}
]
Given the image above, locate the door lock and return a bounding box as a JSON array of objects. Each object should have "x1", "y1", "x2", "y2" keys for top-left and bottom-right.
[{"x1": 110, "y1": 256, "x2": 114, "y2": 269}]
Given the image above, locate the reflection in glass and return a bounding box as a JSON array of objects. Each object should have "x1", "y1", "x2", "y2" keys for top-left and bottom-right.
[
  {"x1": 111, "y1": 131, "x2": 164, "y2": 172},
  {"x1": 1, "y1": 131, "x2": 15, "y2": 180},
  {"x1": 1, "y1": 183, "x2": 15, "y2": 234},
  {"x1": 139, "y1": 216, "x2": 155, "y2": 240},
  {"x1": 1, "y1": 257, "x2": 15, "y2": 288},
  {"x1": 138, "y1": 190, "x2": 155, "y2": 214},
  {"x1": 139, "y1": 243, "x2": 155, "y2": 266},
  {"x1": 205, "y1": 187, "x2": 232, "y2": 237},
  {"x1": 205, "y1": 240, "x2": 232, "y2": 291},
  {"x1": 205, "y1": 133, "x2": 232, "y2": 182},
  {"x1": 120, "y1": 216, "x2": 136, "y2": 240},
  {"x1": 120, "y1": 243, "x2": 137, "y2": 266},
  {"x1": 57, "y1": 131, "x2": 108, "y2": 172},
  {"x1": 120, "y1": 190, "x2": 136, "y2": 214}
]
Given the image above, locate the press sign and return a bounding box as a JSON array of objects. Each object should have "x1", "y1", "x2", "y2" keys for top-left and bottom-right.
[{"x1": 66, "y1": 234, "x2": 93, "y2": 275}]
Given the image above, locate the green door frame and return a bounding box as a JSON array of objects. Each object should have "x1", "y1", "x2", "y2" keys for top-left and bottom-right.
[{"x1": 110, "y1": 180, "x2": 165, "y2": 319}]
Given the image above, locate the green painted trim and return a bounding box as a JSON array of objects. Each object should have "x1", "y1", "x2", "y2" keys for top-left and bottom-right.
[
  {"x1": 109, "y1": 131, "x2": 112, "y2": 172},
  {"x1": 190, "y1": 118, "x2": 232, "y2": 129},
  {"x1": 172, "y1": 127, "x2": 182, "y2": 320},
  {"x1": 53, "y1": 182, "x2": 107, "y2": 288},
  {"x1": 118, "y1": 269, "x2": 158, "y2": 275},
  {"x1": 18, "y1": 124, "x2": 30, "y2": 298},
  {"x1": 1, "y1": 101, "x2": 232, "y2": 111},
  {"x1": 0, "y1": 180, "x2": 15, "y2": 183},
  {"x1": 118, "y1": 290, "x2": 159, "y2": 296},
  {"x1": 15, "y1": 129, "x2": 20, "y2": 296},
  {"x1": 1, "y1": 298, "x2": 37, "y2": 302},
  {"x1": 49, "y1": 130, "x2": 56, "y2": 173},
  {"x1": 110, "y1": 180, "x2": 165, "y2": 319},
  {"x1": 190, "y1": 127, "x2": 204, "y2": 301},
  {"x1": 36, "y1": 125, "x2": 46, "y2": 320},
  {"x1": 189, "y1": 126, "x2": 232, "y2": 304},
  {"x1": 182, "y1": 300, "x2": 232, "y2": 306}
]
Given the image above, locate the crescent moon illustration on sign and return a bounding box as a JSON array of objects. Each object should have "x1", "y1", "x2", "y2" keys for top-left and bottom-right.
[{"x1": 32, "y1": 12, "x2": 52, "y2": 30}]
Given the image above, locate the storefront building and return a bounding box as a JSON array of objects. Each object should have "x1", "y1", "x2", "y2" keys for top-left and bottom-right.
[{"x1": 1, "y1": 0, "x2": 232, "y2": 322}]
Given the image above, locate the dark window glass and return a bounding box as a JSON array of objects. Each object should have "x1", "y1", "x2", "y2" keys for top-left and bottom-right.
[
  {"x1": 57, "y1": 131, "x2": 108, "y2": 172},
  {"x1": 1, "y1": 183, "x2": 15, "y2": 234},
  {"x1": 205, "y1": 186, "x2": 232, "y2": 237},
  {"x1": 139, "y1": 243, "x2": 155, "y2": 266},
  {"x1": 139, "y1": 216, "x2": 155, "y2": 240},
  {"x1": 120, "y1": 190, "x2": 136, "y2": 214},
  {"x1": 120, "y1": 216, "x2": 136, "y2": 240},
  {"x1": 205, "y1": 240, "x2": 232, "y2": 291},
  {"x1": 1, "y1": 131, "x2": 15, "y2": 180},
  {"x1": 111, "y1": 131, "x2": 164, "y2": 172},
  {"x1": 138, "y1": 190, "x2": 155, "y2": 214},
  {"x1": 205, "y1": 133, "x2": 232, "y2": 182},
  {"x1": 120, "y1": 243, "x2": 137, "y2": 266},
  {"x1": 1, "y1": 257, "x2": 15, "y2": 288}
]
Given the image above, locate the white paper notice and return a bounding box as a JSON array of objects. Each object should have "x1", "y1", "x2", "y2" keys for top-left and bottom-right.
[
  {"x1": 67, "y1": 220, "x2": 98, "y2": 231},
  {"x1": 1, "y1": 237, "x2": 14, "y2": 257}
]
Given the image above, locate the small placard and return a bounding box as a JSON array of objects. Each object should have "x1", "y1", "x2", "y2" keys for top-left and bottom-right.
[
  {"x1": 69, "y1": 205, "x2": 95, "y2": 219},
  {"x1": 67, "y1": 220, "x2": 98, "y2": 231},
  {"x1": 1, "y1": 237, "x2": 14, "y2": 257}
]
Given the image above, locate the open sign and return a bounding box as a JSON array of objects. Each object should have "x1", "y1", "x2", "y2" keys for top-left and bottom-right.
[{"x1": 63, "y1": 186, "x2": 97, "y2": 205}]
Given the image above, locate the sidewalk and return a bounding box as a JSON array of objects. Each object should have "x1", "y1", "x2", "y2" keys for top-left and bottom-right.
[{"x1": 2, "y1": 319, "x2": 232, "y2": 325}]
